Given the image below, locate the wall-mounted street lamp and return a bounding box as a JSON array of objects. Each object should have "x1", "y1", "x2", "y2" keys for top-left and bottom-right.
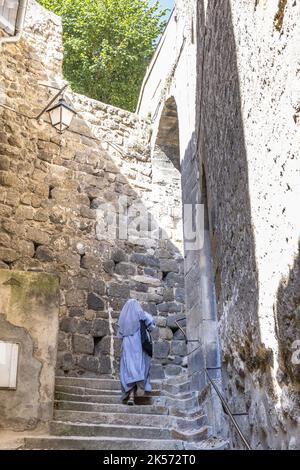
[
  {"x1": 35, "y1": 83, "x2": 77, "y2": 134},
  {"x1": 47, "y1": 97, "x2": 77, "y2": 134}
]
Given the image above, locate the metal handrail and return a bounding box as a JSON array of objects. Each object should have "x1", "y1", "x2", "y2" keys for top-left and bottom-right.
[
  {"x1": 174, "y1": 320, "x2": 252, "y2": 450},
  {"x1": 204, "y1": 369, "x2": 252, "y2": 450}
]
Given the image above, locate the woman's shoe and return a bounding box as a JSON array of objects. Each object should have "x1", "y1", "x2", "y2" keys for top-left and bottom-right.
[{"x1": 127, "y1": 390, "x2": 134, "y2": 406}]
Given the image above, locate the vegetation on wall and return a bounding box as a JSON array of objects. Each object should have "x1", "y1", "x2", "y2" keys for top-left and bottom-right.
[
  {"x1": 38, "y1": 0, "x2": 167, "y2": 111},
  {"x1": 274, "y1": 0, "x2": 288, "y2": 32}
]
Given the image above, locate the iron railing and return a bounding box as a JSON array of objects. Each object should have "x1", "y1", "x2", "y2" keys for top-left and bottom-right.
[{"x1": 175, "y1": 319, "x2": 252, "y2": 450}]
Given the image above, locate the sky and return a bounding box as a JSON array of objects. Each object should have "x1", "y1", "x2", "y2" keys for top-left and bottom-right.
[{"x1": 158, "y1": 0, "x2": 175, "y2": 19}]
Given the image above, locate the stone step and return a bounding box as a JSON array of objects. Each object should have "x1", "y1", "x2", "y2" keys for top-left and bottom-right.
[
  {"x1": 54, "y1": 400, "x2": 168, "y2": 415},
  {"x1": 185, "y1": 437, "x2": 230, "y2": 451},
  {"x1": 24, "y1": 436, "x2": 185, "y2": 451},
  {"x1": 50, "y1": 421, "x2": 171, "y2": 440},
  {"x1": 55, "y1": 377, "x2": 121, "y2": 391},
  {"x1": 55, "y1": 392, "x2": 160, "y2": 405},
  {"x1": 164, "y1": 374, "x2": 189, "y2": 386},
  {"x1": 163, "y1": 381, "x2": 191, "y2": 395},
  {"x1": 55, "y1": 376, "x2": 161, "y2": 391},
  {"x1": 172, "y1": 426, "x2": 210, "y2": 442},
  {"x1": 165, "y1": 395, "x2": 199, "y2": 411},
  {"x1": 164, "y1": 390, "x2": 195, "y2": 400},
  {"x1": 175, "y1": 414, "x2": 208, "y2": 432},
  {"x1": 53, "y1": 409, "x2": 207, "y2": 432},
  {"x1": 55, "y1": 384, "x2": 161, "y2": 397},
  {"x1": 55, "y1": 385, "x2": 121, "y2": 396},
  {"x1": 53, "y1": 410, "x2": 173, "y2": 428}
]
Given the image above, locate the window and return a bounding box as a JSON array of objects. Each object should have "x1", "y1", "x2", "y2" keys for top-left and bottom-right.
[{"x1": 0, "y1": 341, "x2": 19, "y2": 389}]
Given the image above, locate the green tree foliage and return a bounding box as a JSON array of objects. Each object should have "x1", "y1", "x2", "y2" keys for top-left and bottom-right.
[{"x1": 39, "y1": 0, "x2": 166, "y2": 111}]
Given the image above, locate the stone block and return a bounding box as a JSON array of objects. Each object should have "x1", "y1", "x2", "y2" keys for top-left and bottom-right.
[
  {"x1": 132, "y1": 275, "x2": 161, "y2": 286},
  {"x1": 150, "y1": 364, "x2": 165, "y2": 380},
  {"x1": 92, "y1": 318, "x2": 110, "y2": 338},
  {"x1": 0, "y1": 156, "x2": 10, "y2": 170},
  {"x1": 157, "y1": 302, "x2": 182, "y2": 314},
  {"x1": 85, "y1": 310, "x2": 97, "y2": 321},
  {"x1": 163, "y1": 288, "x2": 175, "y2": 302},
  {"x1": 73, "y1": 276, "x2": 90, "y2": 290},
  {"x1": 140, "y1": 302, "x2": 157, "y2": 316},
  {"x1": 87, "y1": 292, "x2": 105, "y2": 311},
  {"x1": 78, "y1": 355, "x2": 99, "y2": 373},
  {"x1": 26, "y1": 227, "x2": 50, "y2": 245},
  {"x1": 175, "y1": 288, "x2": 185, "y2": 303},
  {"x1": 90, "y1": 279, "x2": 106, "y2": 295},
  {"x1": 0, "y1": 171, "x2": 18, "y2": 187},
  {"x1": 100, "y1": 355, "x2": 112, "y2": 374},
  {"x1": 65, "y1": 290, "x2": 86, "y2": 307},
  {"x1": 152, "y1": 326, "x2": 173, "y2": 341},
  {"x1": 58, "y1": 352, "x2": 75, "y2": 372},
  {"x1": 94, "y1": 336, "x2": 111, "y2": 355},
  {"x1": 57, "y1": 332, "x2": 70, "y2": 352},
  {"x1": 171, "y1": 341, "x2": 187, "y2": 356},
  {"x1": 130, "y1": 281, "x2": 148, "y2": 293},
  {"x1": 111, "y1": 248, "x2": 127, "y2": 263},
  {"x1": 165, "y1": 272, "x2": 184, "y2": 288},
  {"x1": 35, "y1": 246, "x2": 54, "y2": 262},
  {"x1": 115, "y1": 262, "x2": 136, "y2": 276},
  {"x1": 0, "y1": 188, "x2": 20, "y2": 207},
  {"x1": 15, "y1": 240, "x2": 34, "y2": 258},
  {"x1": 173, "y1": 328, "x2": 186, "y2": 340},
  {"x1": 167, "y1": 314, "x2": 186, "y2": 330},
  {"x1": 60, "y1": 317, "x2": 78, "y2": 334},
  {"x1": 108, "y1": 283, "x2": 130, "y2": 298},
  {"x1": 15, "y1": 206, "x2": 34, "y2": 221},
  {"x1": 153, "y1": 340, "x2": 170, "y2": 359},
  {"x1": 0, "y1": 247, "x2": 18, "y2": 263},
  {"x1": 69, "y1": 307, "x2": 85, "y2": 318},
  {"x1": 103, "y1": 260, "x2": 115, "y2": 274},
  {"x1": 73, "y1": 334, "x2": 94, "y2": 354},
  {"x1": 160, "y1": 259, "x2": 179, "y2": 273},
  {"x1": 77, "y1": 319, "x2": 92, "y2": 335},
  {"x1": 165, "y1": 364, "x2": 182, "y2": 376},
  {"x1": 130, "y1": 253, "x2": 160, "y2": 268},
  {"x1": 144, "y1": 267, "x2": 159, "y2": 278}
]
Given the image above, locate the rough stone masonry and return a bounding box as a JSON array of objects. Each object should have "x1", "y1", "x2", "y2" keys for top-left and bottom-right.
[{"x1": 0, "y1": 0, "x2": 186, "y2": 388}]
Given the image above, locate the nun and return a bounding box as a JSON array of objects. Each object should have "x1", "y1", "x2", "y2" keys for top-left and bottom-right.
[{"x1": 117, "y1": 299, "x2": 155, "y2": 405}]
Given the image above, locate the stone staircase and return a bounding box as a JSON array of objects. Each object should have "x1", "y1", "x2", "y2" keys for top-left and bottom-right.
[{"x1": 23, "y1": 375, "x2": 228, "y2": 450}]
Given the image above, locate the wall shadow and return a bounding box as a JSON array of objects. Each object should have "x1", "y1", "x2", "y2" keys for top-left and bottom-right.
[
  {"x1": 275, "y1": 242, "x2": 300, "y2": 433},
  {"x1": 179, "y1": 0, "x2": 277, "y2": 448}
]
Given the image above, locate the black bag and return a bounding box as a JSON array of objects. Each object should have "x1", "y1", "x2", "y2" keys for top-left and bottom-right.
[{"x1": 140, "y1": 320, "x2": 153, "y2": 357}]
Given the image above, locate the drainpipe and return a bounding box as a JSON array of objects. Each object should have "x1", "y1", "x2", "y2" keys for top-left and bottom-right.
[{"x1": 0, "y1": 0, "x2": 28, "y2": 46}]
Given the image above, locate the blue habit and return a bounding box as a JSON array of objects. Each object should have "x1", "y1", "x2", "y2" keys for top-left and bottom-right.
[{"x1": 117, "y1": 300, "x2": 155, "y2": 399}]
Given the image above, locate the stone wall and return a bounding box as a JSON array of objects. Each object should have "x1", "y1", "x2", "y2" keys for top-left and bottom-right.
[
  {"x1": 0, "y1": 269, "x2": 59, "y2": 431},
  {"x1": 198, "y1": 0, "x2": 300, "y2": 450},
  {"x1": 0, "y1": 0, "x2": 186, "y2": 381},
  {"x1": 138, "y1": 0, "x2": 223, "y2": 436}
]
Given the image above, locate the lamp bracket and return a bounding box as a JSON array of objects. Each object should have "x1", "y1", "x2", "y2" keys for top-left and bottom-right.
[{"x1": 36, "y1": 84, "x2": 68, "y2": 121}]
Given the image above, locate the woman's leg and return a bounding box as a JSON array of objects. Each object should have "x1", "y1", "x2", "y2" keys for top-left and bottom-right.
[
  {"x1": 127, "y1": 387, "x2": 135, "y2": 406},
  {"x1": 135, "y1": 380, "x2": 145, "y2": 397}
]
